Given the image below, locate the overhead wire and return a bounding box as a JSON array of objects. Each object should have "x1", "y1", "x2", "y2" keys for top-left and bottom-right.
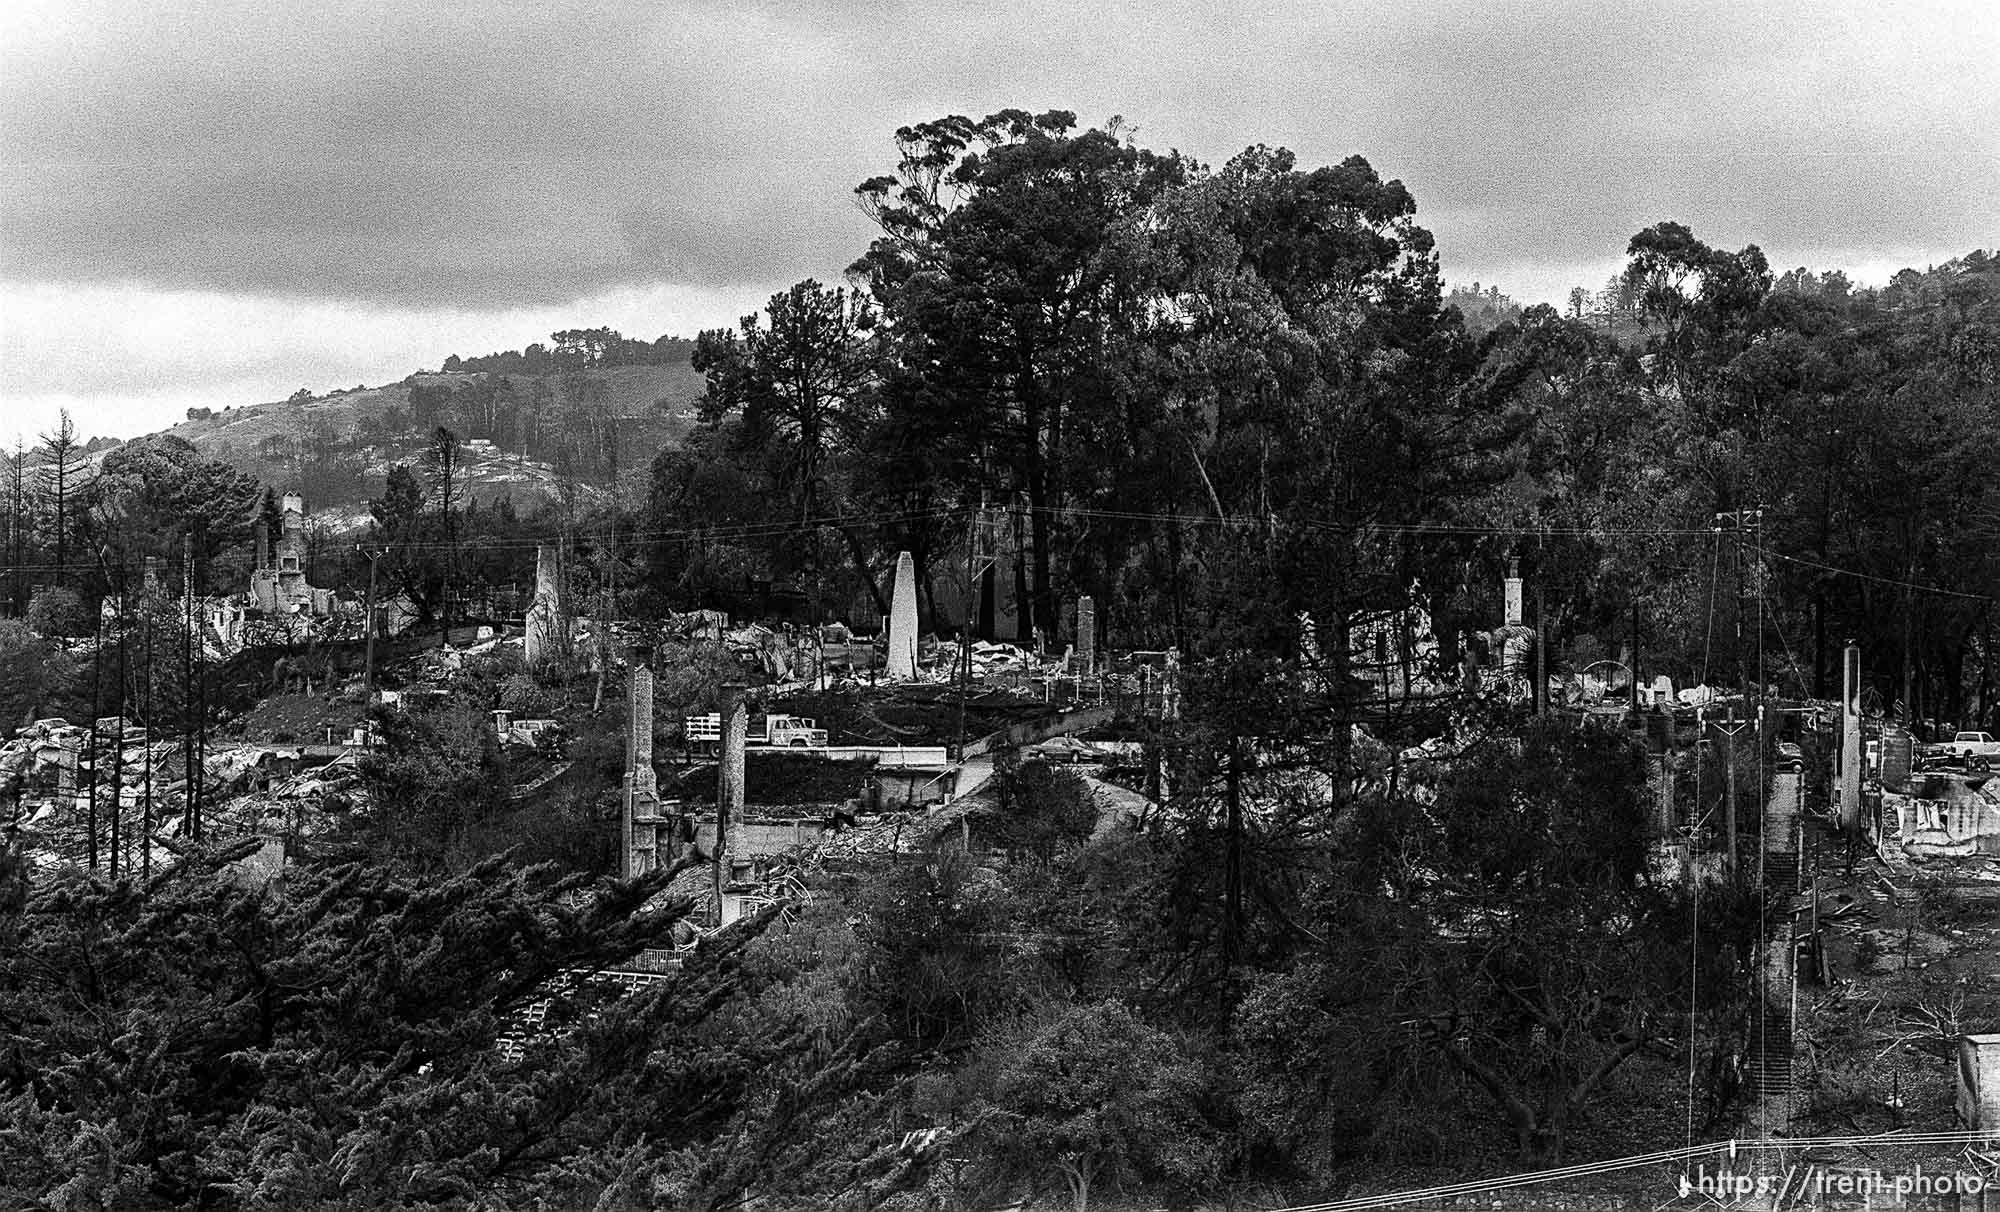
[
  {"x1": 2, "y1": 507, "x2": 1989, "y2": 617},
  {"x1": 1756, "y1": 545, "x2": 1994, "y2": 604},
  {"x1": 1702, "y1": 529, "x2": 1721, "y2": 685},
  {"x1": 1266, "y1": 1129, "x2": 2000, "y2": 1211}
]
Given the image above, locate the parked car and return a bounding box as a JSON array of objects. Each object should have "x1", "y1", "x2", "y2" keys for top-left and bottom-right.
[
  {"x1": 1775, "y1": 741, "x2": 1804, "y2": 772},
  {"x1": 1947, "y1": 731, "x2": 2000, "y2": 770}
]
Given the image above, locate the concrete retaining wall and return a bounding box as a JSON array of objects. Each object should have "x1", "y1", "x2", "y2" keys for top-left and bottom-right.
[{"x1": 961, "y1": 704, "x2": 1115, "y2": 759}]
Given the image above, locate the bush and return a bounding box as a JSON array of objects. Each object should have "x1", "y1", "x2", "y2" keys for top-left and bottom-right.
[
  {"x1": 498, "y1": 672, "x2": 552, "y2": 717},
  {"x1": 986, "y1": 761, "x2": 1099, "y2": 858},
  {"x1": 966, "y1": 1000, "x2": 1225, "y2": 1211},
  {"x1": 0, "y1": 621, "x2": 73, "y2": 735},
  {"x1": 25, "y1": 586, "x2": 91, "y2": 640}
]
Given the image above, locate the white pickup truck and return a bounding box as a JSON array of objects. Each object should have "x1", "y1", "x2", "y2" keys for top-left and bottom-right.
[
  {"x1": 1946, "y1": 731, "x2": 2000, "y2": 770},
  {"x1": 684, "y1": 712, "x2": 829, "y2": 748}
]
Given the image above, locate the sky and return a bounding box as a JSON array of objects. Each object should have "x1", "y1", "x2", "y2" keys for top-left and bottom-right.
[{"x1": 2, "y1": 0, "x2": 1995, "y2": 446}]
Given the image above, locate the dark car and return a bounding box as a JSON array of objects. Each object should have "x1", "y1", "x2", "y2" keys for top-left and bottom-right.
[{"x1": 1776, "y1": 741, "x2": 1804, "y2": 772}]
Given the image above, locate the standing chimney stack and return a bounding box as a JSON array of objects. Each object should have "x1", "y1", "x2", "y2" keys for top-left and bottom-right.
[
  {"x1": 524, "y1": 543, "x2": 565, "y2": 668},
  {"x1": 1840, "y1": 641, "x2": 1863, "y2": 831},
  {"x1": 622, "y1": 645, "x2": 662, "y2": 877},
  {"x1": 715, "y1": 683, "x2": 748, "y2": 919},
  {"x1": 886, "y1": 551, "x2": 918, "y2": 680},
  {"x1": 1076, "y1": 595, "x2": 1096, "y2": 677},
  {"x1": 1504, "y1": 556, "x2": 1524, "y2": 628}
]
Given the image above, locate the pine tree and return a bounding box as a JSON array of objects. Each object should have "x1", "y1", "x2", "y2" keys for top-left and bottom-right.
[
  {"x1": 0, "y1": 843, "x2": 728, "y2": 1206},
  {"x1": 36, "y1": 410, "x2": 91, "y2": 586}
]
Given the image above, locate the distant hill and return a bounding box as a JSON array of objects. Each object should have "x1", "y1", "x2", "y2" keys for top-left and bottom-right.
[{"x1": 130, "y1": 360, "x2": 707, "y2": 524}]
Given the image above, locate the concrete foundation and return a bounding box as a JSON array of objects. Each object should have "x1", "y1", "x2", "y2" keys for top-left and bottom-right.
[{"x1": 1960, "y1": 1034, "x2": 2000, "y2": 1136}]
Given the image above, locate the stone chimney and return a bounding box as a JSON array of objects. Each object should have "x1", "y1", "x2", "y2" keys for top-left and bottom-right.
[
  {"x1": 886, "y1": 551, "x2": 918, "y2": 680},
  {"x1": 281, "y1": 493, "x2": 304, "y2": 535},
  {"x1": 523, "y1": 543, "x2": 566, "y2": 668},
  {"x1": 1504, "y1": 557, "x2": 1524, "y2": 628},
  {"x1": 623, "y1": 645, "x2": 662, "y2": 877},
  {"x1": 715, "y1": 683, "x2": 748, "y2": 916},
  {"x1": 1839, "y1": 641, "x2": 1862, "y2": 831}
]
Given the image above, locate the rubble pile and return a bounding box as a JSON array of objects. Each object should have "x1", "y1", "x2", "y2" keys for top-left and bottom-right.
[{"x1": 3, "y1": 715, "x2": 366, "y2": 872}]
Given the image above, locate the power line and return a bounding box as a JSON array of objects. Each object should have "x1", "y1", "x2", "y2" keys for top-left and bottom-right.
[
  {"x1": 2, "y1": 510, "x2": 1986, "y2": 612},
  {"x1": 1267, "y1": 1130, "x2": 2000, "y2": 1211},
  {"x1": 1755, "y1": 544, "x2": 1994, "y2": 604}
]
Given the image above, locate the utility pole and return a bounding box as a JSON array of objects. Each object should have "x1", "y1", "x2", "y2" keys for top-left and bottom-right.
[
  {"x1": 1726, "y1": 713, "x2": 1738, "y2": 878},
  {"x1": 109, "y1": 572, "x2": 127, "y2": 878},
  {"x1": 1713, "y1": 507, "x2": 1764, "y2": 697},
  {"x1": 955, "y1": 497, "x2": 996, "y2": 757},
  {"x1": 1757, "y1": 507, "x2": 1767, "y2": 707},
  {"x1": 1840, "y1": 641, "x2": 1863, "y2": 833},
  {"x1": 1694, "y1": 707, "x2": 1706, "y2": 845},
  {"x1": 142, "y1": 608, "x2": 153, "y2": 881},
  {"x1": 1631, "y1": 601, "x2": 1642, "y2": 711},
  {"x1": 358, "y1": 546, "x2": 381, "y2": 693},
  {"x1": 180, "y1": 530, "x2": 206, "y2": 842},
  {"x1": 1983, "y1": 612, "x2": 1994, "y2": 732},
  {"x1": 1712, "y1": 708, "x2": 1755, "y2": 881},
  {"x1": 192, "y1": 525, "x2": 207, "y2": 842},
  {"x1": 86, "y1": 608, "x2": 101, "y2": 871},
  {"x1": 1534, "y1": 577, "x2": 1547, "y2": 715},
  {"x1": 1755, "y1": 704, "x2": 1766, "y2": 890},
  {"x1": 1901, "y1": 549, "x2": 1916, "y2": 729},
  {"x1": 182, "y1": 533, "x2": 194, "y2": 839}
]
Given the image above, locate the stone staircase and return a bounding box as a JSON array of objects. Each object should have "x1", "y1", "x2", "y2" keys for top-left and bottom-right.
[
  {"x1": 1762, "y1": 850, "x2": 1800, "y2": 896},
  {"x1": 1743, "y1": 1007, "x2": 1795, "y2": 1103},
  {"x1": 1744, "y1": 772, "x2": 1805, "y2": 1133}
]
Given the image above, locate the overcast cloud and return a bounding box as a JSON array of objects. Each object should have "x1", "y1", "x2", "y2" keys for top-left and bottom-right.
[{"x1": 3, "y1": 0, "x2": 1994, "y2": 443}]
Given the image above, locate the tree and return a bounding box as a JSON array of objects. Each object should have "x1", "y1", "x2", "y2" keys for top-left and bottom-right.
[
  {"x1": 369, "y1": 464, "x2": 443, "y2": 626},
  {"x1": 970, "y1": 1000, "x2": 1220, "y2": 1211},
  {"x1": 1236, "y1": 719, "x2": 1759, "y2": 1164},
  {"x1": 985, "y1": 759, "x2": 1098, "y2": 859},
  {"x1": 36, "y1": 409, "x2": 91, "y2": 584},
  {"x1": 81, "y1": 434, "x2": 260, "y2": 575},
  {"x1": 355, "y1": 692, "x2": 510, "y2": 873},
  {"x1": 3, "y1": 439, "x2": 29, "y2": 616},
  {"x1": 0, "y1": 619, "x2": 73, "y2": 733},
  {"x1": 854, "y1": 109, "x2": 1192, "y2": 638},
  {"x1": 552, "y1": 327, "x2": 619, "y2": 370},
  {"x1": 419, "y1": 427, "x2": 462, "y2": 633},
  {"x1": 640, "y1": 424, "x2": 779, "y2": 611},
  {"x1": 852, "y1": 851, "x2": 1013, "y2": 1052},
  {"x1": 695, "y1": 281, "x2": 880, "y2": 545},
  {"x1": 258, "y1": 486, "x2": 283, "y2": 546},
  {"x1": 0, "y1": 838, "x2": 755, "y2": 1207},
  {"x1": 25, "y1": 585, "x2": 90, "y2": 640}
]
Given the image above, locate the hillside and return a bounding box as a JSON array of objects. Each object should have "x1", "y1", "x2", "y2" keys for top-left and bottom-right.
[{"x1": 130, "y1": 361, "x2": 706, "y2": 521}]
